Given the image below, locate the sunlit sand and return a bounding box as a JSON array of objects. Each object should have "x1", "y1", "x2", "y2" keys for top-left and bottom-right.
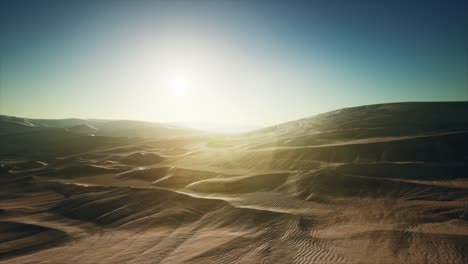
[{"x1": 1, "y1": 102, "x2": 467, "y2": 263}]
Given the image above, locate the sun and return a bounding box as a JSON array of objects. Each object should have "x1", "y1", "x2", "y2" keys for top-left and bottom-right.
[{"x1": 169, "y1": 76, "x2": 191, "y2": 96}]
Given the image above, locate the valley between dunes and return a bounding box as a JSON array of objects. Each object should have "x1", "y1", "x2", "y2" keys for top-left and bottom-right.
[{"x1": 1, "y1": 102, "x2": 467, "y2": 263}]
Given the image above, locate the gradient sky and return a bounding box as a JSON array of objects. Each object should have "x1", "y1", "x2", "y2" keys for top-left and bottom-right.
[{"x1": 1, "y1": 0, "x2": 467, "y2": 127}]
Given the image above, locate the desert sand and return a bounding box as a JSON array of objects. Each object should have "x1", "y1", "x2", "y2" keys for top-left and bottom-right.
[{"x1": 1, "y1": 102, "x2": 467, "y2": 263}]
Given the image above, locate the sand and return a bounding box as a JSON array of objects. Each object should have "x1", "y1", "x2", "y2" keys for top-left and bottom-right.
[{"x1": 0, "y1": 102, "x2": 467, "y2": 263}]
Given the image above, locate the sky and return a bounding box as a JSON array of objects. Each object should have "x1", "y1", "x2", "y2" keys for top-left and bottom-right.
[{"x1": 1, "y1": 0, "x2": 467, "y2": 128}]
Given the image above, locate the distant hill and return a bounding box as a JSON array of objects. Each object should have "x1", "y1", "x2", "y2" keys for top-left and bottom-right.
[
  {"x1": 248, "y1": 101, "x2": 468, "y2": 143},
  {"x1": 0, "y1": 115, "x2": 203, "y2": 138}
]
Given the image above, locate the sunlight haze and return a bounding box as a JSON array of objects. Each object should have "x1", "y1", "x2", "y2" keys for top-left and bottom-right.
[
  {"x1": 1, "y1": 1, "x2": 467, "y2": 128},
  {"x1": 1, "y1": 1, "x2": 468, "y2": 263}
]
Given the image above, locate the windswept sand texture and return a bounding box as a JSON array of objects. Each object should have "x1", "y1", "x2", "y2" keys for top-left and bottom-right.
[{"x1": 1, "y1": 102, "x2": 468, "y2": 263}]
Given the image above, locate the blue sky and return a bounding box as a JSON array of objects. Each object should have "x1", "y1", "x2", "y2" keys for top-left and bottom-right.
[{"x1": 1, "y1": 0, "x2": 467, "y2": 126}]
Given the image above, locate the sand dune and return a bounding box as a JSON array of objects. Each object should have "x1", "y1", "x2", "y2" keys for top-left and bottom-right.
[
  {"x1": 1, "y1": 102, "x2": 467, "y2": 263},
  {"x1": 0, "y1": 221, "x2": 68, "y2": 259}
]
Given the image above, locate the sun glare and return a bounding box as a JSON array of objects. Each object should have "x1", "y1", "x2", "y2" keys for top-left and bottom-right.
[{"x1": 169, "y1": 76, "x2": 191, "y2": 96}]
